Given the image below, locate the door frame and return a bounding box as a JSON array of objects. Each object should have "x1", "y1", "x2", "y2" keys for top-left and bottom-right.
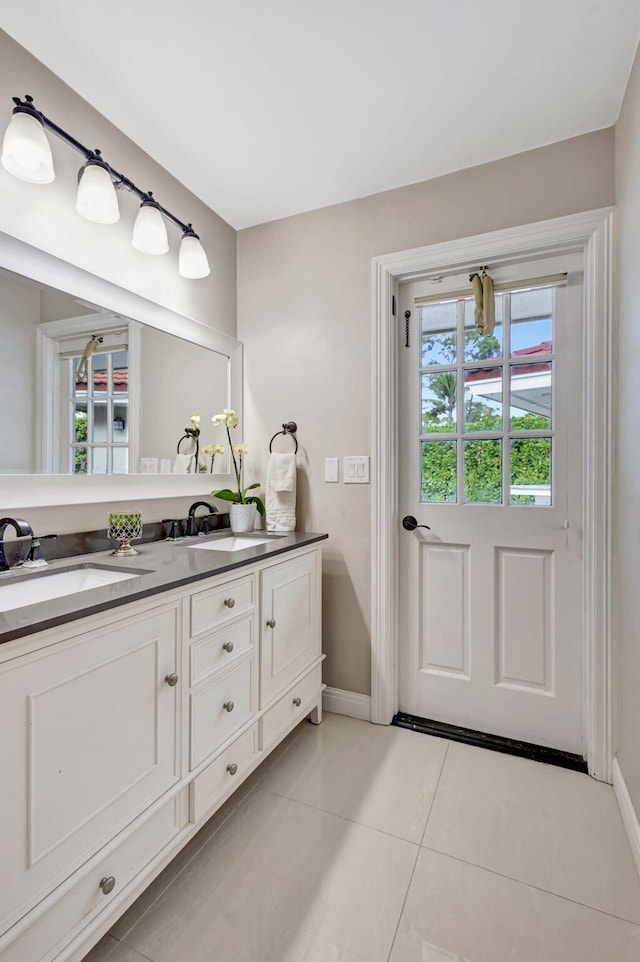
[{"x1": 370, "y1": 207, "x2": 614, "y2": 781}]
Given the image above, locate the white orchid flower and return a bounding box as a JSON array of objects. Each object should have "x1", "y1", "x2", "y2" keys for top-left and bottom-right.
[{"x1": 233, "y1": 443, "x2": 249, "y2": 457}]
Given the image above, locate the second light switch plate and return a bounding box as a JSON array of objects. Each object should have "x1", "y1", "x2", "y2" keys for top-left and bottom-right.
[{"x1": 343, "y1": 456, "x2": 370, "y2": 483}]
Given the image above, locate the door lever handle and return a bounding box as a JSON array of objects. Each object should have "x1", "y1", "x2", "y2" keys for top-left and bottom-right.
[{"x1": 402, "y1": 515, "x2": 430, "y2": 531}]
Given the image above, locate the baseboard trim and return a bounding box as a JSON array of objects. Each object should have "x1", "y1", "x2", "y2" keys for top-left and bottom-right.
[
  {"x1": 323, "y1": 687, "x2": 371, "y2": 721},
  {"x1": 613, "y1": 757, "x2": 640, "y2": 879}
]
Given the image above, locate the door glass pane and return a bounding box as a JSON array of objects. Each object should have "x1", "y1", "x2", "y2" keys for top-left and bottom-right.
[
  {"x1": 510, "y1": 437, "x2": 552, "y2": 505},
  {"x1": 74, "y1": 401, "x2": 88, "y2": 449},
  {"x1": 422, "y1": 373, "x2": 457, "y2": 433},
  {"x1": 464, "y1": 294, "x2": 503, "y2": 361},
  {"x1": 510, "y1": 287, "x2": 553, "y2": 355},
  {"x1": 92, "y1": 353, "x2": 108, "y2": 395},
  {"x1": 73, "y1": 357, "x2": 88, "y2": 396},
  {"x1": 510, "y1": 360, "x2": 552, "y2": 428},
  {"x1": 112, "y1": 447, "x2": 129, "y2": 474},
  {"x1": 464, "y1": 366, "x2": 503, "y2": 432},
  {"x1": 464, "y1": 439, "x2": 502, "y2": 504},
  {"x1": 421, "y1": 301, "x2": 457, "y2": 366},
  {"x1": 421, "y1": 440, "x2": 457, "y2": 503},
  {"x1": 112, "y1": 350, "x2": 129, "y2": 393},
  {"x1": 73, "y1": 447, "x2": 87, "y2": 474},
  {"x1": 91, "y1": 447, "x2": 108, "y2": 474},
  {"x1": 91, "y1": 400, "x2": 109, "y2": 442},
  {"x1": 113, "y1": 401, "x2": 128, "y2": 441}
]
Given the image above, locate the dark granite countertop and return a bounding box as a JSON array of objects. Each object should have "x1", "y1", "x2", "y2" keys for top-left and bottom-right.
[{"x1": 0, "y1": 531, "x2": 328, "y2": 646}]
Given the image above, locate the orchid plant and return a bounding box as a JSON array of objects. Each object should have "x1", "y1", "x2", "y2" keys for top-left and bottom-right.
[
  {"x1": 202, "y1": 443, "x2": 225, "y2": 473},
  {"x1": 210, "y1": 409, "x2": 265, "y2": 515}
]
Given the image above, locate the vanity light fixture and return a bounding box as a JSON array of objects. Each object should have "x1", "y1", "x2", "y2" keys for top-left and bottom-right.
[{"x1": 1, "y1": 95, "x2": 210, "y2": 278}]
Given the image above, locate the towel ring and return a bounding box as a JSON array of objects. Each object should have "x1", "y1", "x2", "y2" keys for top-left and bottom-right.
[
  {"x1": 177, "y1": 428, "x2": 199, "y2": 454},
  {"x1": 269, "y1": 421, "x2": 298, "y2": 454}
]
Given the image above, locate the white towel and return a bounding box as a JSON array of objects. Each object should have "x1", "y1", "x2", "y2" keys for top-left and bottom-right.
[
  {"x1": 266, "y1": 453, "x2": 297, "y2": 532},
  {"x1": 173, "y1": 453, "x2": 195, "y2": 474},
  {"x1": 267, "y1": 452, "x2": 297, "y2": 492}
]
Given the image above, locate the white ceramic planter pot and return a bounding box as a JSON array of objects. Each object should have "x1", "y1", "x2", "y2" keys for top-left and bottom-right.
[{"x1": 229, "y1": 502, "x2": 256, "y2": 533}]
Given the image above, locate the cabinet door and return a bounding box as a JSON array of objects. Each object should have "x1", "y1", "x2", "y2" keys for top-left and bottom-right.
[
  {"x1": 260, "y1": 550, "x2": 320, "y2": 707},
  {"x1": 0, "y1": 604, "x2": 180, "y2": 933}
]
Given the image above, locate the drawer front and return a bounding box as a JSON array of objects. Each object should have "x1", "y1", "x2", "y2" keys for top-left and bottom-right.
[
  {"x1": 190, "y1": 657, "x2": 256, "y2": 770},
  {"x1": 190, "y1": 616, "x2": 255, "y2": 687},
  {"x1": 190, "y1": 725, "x2": 259, "y2": 824},
  {"x1": 260, "y1": 664, "x2": 323, "y2": 751},
  {"x1": 191, "y1": 575, "x2": 255, "y2": 638},
  {"x1": 1, "y1": 791, "x2": 186, "y2": 962}
]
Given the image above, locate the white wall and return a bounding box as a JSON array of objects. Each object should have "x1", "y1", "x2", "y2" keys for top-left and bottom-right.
[
  {"x1": 614, "y1": 42, "x2": 640, "y2": 817},
  {"x1": 0, "y1": 29, "x2": 237, "y2": 530},
  {"x1": 238, "y1": 129, "x2": 615, "y2": 696}
]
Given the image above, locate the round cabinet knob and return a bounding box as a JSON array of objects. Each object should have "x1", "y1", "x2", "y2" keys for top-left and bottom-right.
[
  {"x1": 224, "y1": 597, "x2": 236, "y2": 609},
  {"x1": 227, "y1": 763, "x2": 238, "y2": 776},
  {"x1": 99, "y1": 876, "x2": 116, "y2": 895},
  {"x1": 222, "y1": 641, "x2": 234, "y2": 653},
  {"x1": 223, "y1": 700, "x2": 235, "y2": 713},
  {"x1": 293, "y1": 697, "x2": 302, "y2": 707},
  {"x1": 266, "y1": 618, "x2": 276, "y2": 629},
  {"x1": 165, "y1": 673, "x2": 179, "y2": 687}
]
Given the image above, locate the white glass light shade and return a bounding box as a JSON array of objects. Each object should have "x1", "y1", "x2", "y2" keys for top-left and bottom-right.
[
  {"x1": 179, "y1": 233, "x2": 210, "y2": 279},
  {"x1": 1, "y1": 111, "x2": 55, "y2": 183},
  {"x1": 132, "y1": 203, "x2": 169, "y2": 255},
  {"x1": 76, "y1": 162, "x2": 120, "y2": 224}
]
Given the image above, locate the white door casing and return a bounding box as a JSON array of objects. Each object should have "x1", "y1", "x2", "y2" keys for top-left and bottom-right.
[
  {"x1": 397, "y1": 259, "x2": 583, "y2": 754},
  {"x1": 370, "y1": 208, "x2": 614, "y2": 781}
]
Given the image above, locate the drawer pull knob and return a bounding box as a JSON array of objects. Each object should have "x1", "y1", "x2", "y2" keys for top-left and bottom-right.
[
  {"x1": 227, "y1": 763, "x2": 238, "y2": 775},
  {"x1": 224, "y1": 597, "x2": 236, "y2": 608},
  {"x1": 266, "y1": 618, "x2": 276, "y2": 629},
  {"x1": 165, "y1": 673, "x2": 179, "y2": 687},
  {"x1": 223, "y1": 700, "x2": 235, "y2": 712},
  {"x1": 99, "y1": 876, "x2": 116, "y2": 895},
  {"x1": 293, "y1": 697, "x2": 302, "y2": 707},
  {"x1": 222, "y1": 640, "x2": 234, "y2": 653}
]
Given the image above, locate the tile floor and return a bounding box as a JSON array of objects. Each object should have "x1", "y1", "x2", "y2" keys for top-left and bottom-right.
[{"x1": 83, "y1": 713, "x2": 640, "y2": 962}]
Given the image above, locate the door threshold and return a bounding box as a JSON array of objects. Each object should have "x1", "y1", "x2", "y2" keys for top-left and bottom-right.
[{"x1": 391, "y1": 713, "x2": 588, "y2": 773}]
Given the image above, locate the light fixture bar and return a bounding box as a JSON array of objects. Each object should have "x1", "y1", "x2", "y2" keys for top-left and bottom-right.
[
  {"x1": 5, "y1": 95, "x2": 210, "y2": 276},
  {"x1": 12, "y1": 96, "x2": 193, "y2": 233}
]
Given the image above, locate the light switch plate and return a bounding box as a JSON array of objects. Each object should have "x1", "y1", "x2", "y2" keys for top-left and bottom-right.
[
  {"x1": 343, "y1": 456, "x2": 370, "y2": 484},
  {"x1": 324, "y1": 458, "x2": 339, "y2": 482}
]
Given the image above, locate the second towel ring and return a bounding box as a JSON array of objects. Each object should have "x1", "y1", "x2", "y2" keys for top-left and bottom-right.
[{"x1": 269, "y1": 421, "x2": 298, "y2": 454}]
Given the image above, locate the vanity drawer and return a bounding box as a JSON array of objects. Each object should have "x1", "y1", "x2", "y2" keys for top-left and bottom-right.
[
  {"x1": 190, "y1": 656, "x2": 256, "y2": 770},
  {"x1": 1, "y1": 790, "x2": 186, "y2": 962},
  {"x1": 260, "y1": 664, "x2": 323, "y2": 751},
  {"x1": 191, "y1": 574, "x2": 256, "y2": 637},
  {"x1": 190, "y1": 725, "x2": 259, "y2": 823},
  {"x1": 190, "y1": 616, "x2": 255, "y2": 687}
]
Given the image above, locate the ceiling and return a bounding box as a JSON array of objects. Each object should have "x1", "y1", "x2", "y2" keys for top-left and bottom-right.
[{"x1": 2, "y1": 1, "x2": 639, "y2": 229}]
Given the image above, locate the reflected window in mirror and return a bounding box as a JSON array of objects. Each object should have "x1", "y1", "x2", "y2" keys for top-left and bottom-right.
[{"x1": 67, "y1": 343, "x2": 130, "y2": 474}]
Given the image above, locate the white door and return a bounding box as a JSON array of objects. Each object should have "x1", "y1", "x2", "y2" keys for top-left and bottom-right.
[{"x1": 398, "y1": 254, "x2": 584, "y2": 755}]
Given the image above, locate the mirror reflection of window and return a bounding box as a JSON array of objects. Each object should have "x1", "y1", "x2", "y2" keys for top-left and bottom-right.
[{"x1": 68, "y1": 340, "x2": 129, "y2": 475}]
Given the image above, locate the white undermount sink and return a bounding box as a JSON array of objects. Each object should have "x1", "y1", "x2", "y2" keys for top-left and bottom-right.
[
  {"x1": 0, "y1": 565, "x2": 148, "y2": 613},
  {"x1": 190, "y1": 536, "x2": 283, "y2": 552}
]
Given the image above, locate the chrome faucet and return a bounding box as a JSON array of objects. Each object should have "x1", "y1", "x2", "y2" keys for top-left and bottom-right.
[
  {"x1": 0, "y1": 517, "x2": 34, "y2": 572},
  {"x1": 186, "y1": 501, "x2": 218, "y2": 537}
]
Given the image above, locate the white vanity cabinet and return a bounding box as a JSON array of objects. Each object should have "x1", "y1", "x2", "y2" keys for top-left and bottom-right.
[
  {"x1": 0, "y1": 603, "x2": 181, "y2": 938},
  {"x1": 0, "y1": 542, "x2": 324, "y2": 962}
]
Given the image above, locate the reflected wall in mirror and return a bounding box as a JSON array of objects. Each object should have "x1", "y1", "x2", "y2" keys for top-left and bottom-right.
[{"x1": 0, "y1": 265, "x2": 232, "y2": 475}]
